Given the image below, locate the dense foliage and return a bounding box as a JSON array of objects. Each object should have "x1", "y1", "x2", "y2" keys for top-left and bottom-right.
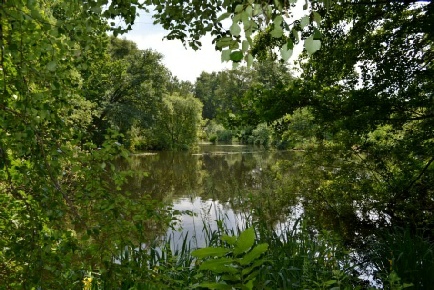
[{"x1": 1, "y1": 0, "x2": 434, "y2": 288}]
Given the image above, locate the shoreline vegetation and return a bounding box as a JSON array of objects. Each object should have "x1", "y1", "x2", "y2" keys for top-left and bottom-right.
[{"x1": 2, "y1": 0, "x2": 433, "y2": 289}]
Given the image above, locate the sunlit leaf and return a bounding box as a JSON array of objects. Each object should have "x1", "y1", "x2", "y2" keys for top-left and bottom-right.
[
  {"x1": 305, "y1": 35, "x2": 321, "y2": 55},
  {"x1": 230, "y1": 22, "x2": 241, "y2": 37},
  {"x1": 280, "y1": 44, "x2": 293, "y2": 62},
  {"x1": 270, "y1": 28, "x2": 283, "y2": 38},
  {"x1": 192, "y1": 247, "x2": 230, "y2": 258},
  {"x1": 199, "y1": 258, "x2": 237, "y2": 274},
  {"x1": 242, "y1": 40, "x2": 249, "y2": 52},
  {"x1": 313, "y1": 11, "x2": 322, "y2": 27},
  {"x1": 217, "y1": 12, "x2": 231, "y2": 21},
  {"x1": 239, "y1": 243, "x2": 268, "y2": 265},
  {"x1": 46, "y1": 61, "x2": 57, "y2": 71},
  {"x1": 230, "y1": 51, "x2": 243, "y2": 62},
  {"x1": 234, "y1": 228, "x2": 255, "y2": 255},
  {"x1": 222, "y1": 49, "x2": 231, "y2": 62},
  {"x1": 300, "y1": 16, "x2": 309, "y2": 29},
  {"x1": 222, "y1": 234, "x2": 237, "y2": 245}
]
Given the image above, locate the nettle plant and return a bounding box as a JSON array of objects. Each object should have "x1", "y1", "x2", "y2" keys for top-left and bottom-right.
[{"x1": 190, "y1": 228, "x2": 269, "y2": 289}]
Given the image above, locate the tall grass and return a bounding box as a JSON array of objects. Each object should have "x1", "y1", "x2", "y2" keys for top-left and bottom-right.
[
  {"x1": 82, "y1": 206, "x2": 433, "y2": 289},
  {"x1": 127, "y1": 213, "x2": 366, "y2": 289},
  {"x1": 368, "y1": 227, "x2": 434, "y2": 289}
]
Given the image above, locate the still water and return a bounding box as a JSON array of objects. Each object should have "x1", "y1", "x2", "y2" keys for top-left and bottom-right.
[{"x1": 124, "y1": 143, "x2": 300, "y2": 248}]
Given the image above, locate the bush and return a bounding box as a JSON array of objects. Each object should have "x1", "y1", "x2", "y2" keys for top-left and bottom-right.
[
  {"x1": 251, "y1": 123, "x2": 272, "y2": 146},
  {"x1": 204, "y1": 120, "x2": 232, "y2": 143}
]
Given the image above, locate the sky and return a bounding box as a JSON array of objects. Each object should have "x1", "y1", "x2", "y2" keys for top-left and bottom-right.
[
  {"x1": 123, "y1": 11, "x2": 232, "y2": 83},
  {"x1": 123, "y1": 7, "x2": 306, "y2": 83}
]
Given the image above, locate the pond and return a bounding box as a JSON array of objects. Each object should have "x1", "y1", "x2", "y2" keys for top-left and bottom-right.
[{"x1": 121, "y1": 143, "x2": 302, "y2": 248}]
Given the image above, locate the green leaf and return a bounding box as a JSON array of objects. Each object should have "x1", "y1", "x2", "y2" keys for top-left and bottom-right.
[
  {"x1": 324, "y1": 280, "x2": 337, "y2": 286},
  {"x1": 234, "y1": 228, "x2": 255, "y2": 255},
  {"x1": 242, "y1": 40, "x2": 249, "y2": 52},
  {"x1": 300, "y1": 16, "x2": 309, "y2": 29},
  {"x1": 230, "y1": 51, "x2": 243, "y2": 62},
  {"x1": 199, "y1": 258, "x2": 238, "y2": 274},
  {"x1": 280, "y1": 45, "x2": 293, "y2": 62},
  {"x1": 46, "y1": 61, "x2": 57, "y2": 71},
  {"x1": 191, "y1": 247, "x2": 230, "y2": 258},
  {"x1": 221, "y1": 49, "x2": 231, "y2": 62},
  {"x1": 305, "y1": 35, "x2": 321, "y2": 55},
  {"x1": 230, "y1": 22, "x2": 241, "y2": 37},
  {"x1": 217, "y1": 12, "x2": 231, "y2": 21},
  {"x1": 221, "y1": 234, "x2": 237, "y2": 245},
  {"x1": 235, "y1": 4, "x2": 244, "y2": 13},
  {"x1": 239, "y1": 243, "x2": 268, "y2": 265},
  {"x1": 313, "y1": 27, "x2": 322, "y2": 40},
  {"x1": 241, "y1": 259, "x2": 267, "y2": 276},
  {"x1": 313, "y1": 11, "x2": 322, "y2": 27},
  {"x1": 216, "y1": 37, "x2": 232, "y2": 48},
  {"x1": 253, "y1": 4, "x2": 261, "y2": 16},
  {"x1": 246, "y1": 53, "x2": 253, "y2": 68},
  {"x1": 273, "y1": 15, "x2": 283, "y2": 26},
  {"x1": 245, "y1": 5, "x2": 253, "y2": 16},
  {"x1": 229, "y1": 40, "x2": 239, "y2": 49},
  {"x1": 270, "y1": 28, "x2": 283, "y2": 38},
  {"x1": 244, "y1": 279, "x2": 254, "y2": 290}
]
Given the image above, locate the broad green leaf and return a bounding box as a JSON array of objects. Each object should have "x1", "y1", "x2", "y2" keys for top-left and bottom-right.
[
  {"x1": 217, "y1": 12, "x2": 231, "y2": 21},
  {"x1": 313, "y1": 27, "x2": 322, "y2": 40},
  {"x1": 246, "y1": 53, "x2": 253, "y2": 68},
  {"x1": 230, "y1": 51, "x2": 243, "y2": 62},
  {"x1": 270, "y1": 28, "x2": 283, "y2": 38},
  {"x1": 221, "y1": 49, "x2": 231, "y2": 62},
  {"x1": 300, "y1": 16, "x2": 309, "y2": 29},
  {"x1": 199, "y1": 258, "x2": 238, "y2": 274},
  {"x1": 229, "y1": 40, "x2": 239, "y2": 49},
  {"x1": 221, "y1": 234, "x2": 237, "y2": 245},
  {"x1": 46, "y1": 60, "x2": 57, "y2": 71},
  {"x1": 305, "y1": 35, "x2": 321, "y2": 55},
  {"x1": 273, "y1": 15, "x2": 283, "y2": 25},
  {"x1": 239, "y1": 243, "x2": 268, "y2": 265},
  {"x1": 274, "y1": 0, "x2": 283, "y2": 11},
  {"x1": 324, "y1": 280, "x2": 337, "y2": 286},
  {"x1": 191, "y1": 247, "x2": 230, "y2": 258},
  {"x1": 244, "y1": 279, "x2": 254, "y2": 290},
  {"x1": 235, "y1": 4, "x2": 244, "y2": 13},
  {"x1": 246, "y1": 36, "x2": 253, "y2": 46},
  {"x1": 216, "y1": 37, "x2": 232, "y2": 48},
  {"x1": 313, "y1": 11, "x2": 322, "y2": 27},
  {"x1": 280, "y1": 45, "x2": 293, "y2": 62},
  {"x1": 253, "y1": 4, "x2": 261, "y2": 16},
  {"x1": 266, "y1": 5, "x2": 272, "y2": 21},
  {"x1": 234, "y1": 228, "x2": 255, "y2": 255},
  {"x1": 245, "y1": 5, "x2": 253, "y2": 17},
  {"x1": 230, "y1": 22, "x2": 241, "y2": 37},
  {"x1": 241, "y1": 259, "x2": 267, "y2": 275},
  {"x1": 91, "y1": 6, "x2": 102, "y2": 13},
  {"x1": 242, "y1": 40, "x2": 249, "y2": 52}
]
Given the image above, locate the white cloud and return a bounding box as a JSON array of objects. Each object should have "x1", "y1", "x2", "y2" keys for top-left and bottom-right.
[{"x1": 123, "y1": 11, "x2": 231, "y2": 83}]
